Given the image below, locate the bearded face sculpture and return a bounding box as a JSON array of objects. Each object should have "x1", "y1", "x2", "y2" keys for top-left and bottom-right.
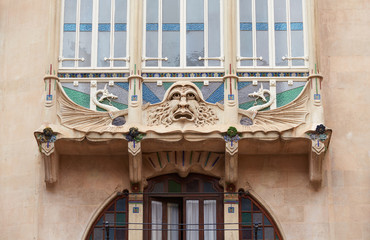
[{"x1": 147, "y1": 82, "x2": 219, "y2": 127}]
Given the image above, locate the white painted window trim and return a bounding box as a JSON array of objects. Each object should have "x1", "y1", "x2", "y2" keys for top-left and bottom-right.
[{"x1": 59, "y1": 0, "x2": 129, "y2": 69}]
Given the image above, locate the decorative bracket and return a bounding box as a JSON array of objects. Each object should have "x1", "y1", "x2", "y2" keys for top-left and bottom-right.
[
  {"x1": 36, "y1": 128, "x2": 59, "y2": 184},
  {"x1": 306, "y1": 124, "x2": 332, "y2": 186},
  {"x1": 223, "y1": 127, "x2": 241, "y2": 189},
  {"x1": 126, "y1": 128, "x2": 145, "y2": 192}
]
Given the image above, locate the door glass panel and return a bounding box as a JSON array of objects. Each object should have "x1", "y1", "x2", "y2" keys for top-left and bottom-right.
[
  {"x1": 167, "y1": 203, "x2": 179, "y2": 240},
  {"x1": 204, "y1": 200, "x2": 217, "y2": 240},
  {"x1": 151, "y1": 201, "x2": 162, "y2": 240},
  {"x1": 186, "y1": 200, "x2": 199, "y2": 240}
]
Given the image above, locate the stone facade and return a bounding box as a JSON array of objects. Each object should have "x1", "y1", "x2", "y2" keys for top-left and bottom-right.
[{"x1": 0, "y1": 0, "x2": 369, "y2": 240}]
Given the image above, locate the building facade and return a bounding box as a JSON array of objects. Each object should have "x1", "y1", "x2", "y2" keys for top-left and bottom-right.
[{"x1": 0, "y1": 0, "x2": 369, "y2": 239}]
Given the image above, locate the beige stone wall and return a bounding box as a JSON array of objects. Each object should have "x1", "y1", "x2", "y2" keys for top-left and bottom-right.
[
  {"x1": 0, "y1": 0, "x2": 369, "y2": 239},
  {"x1": 318, "y1": 0, "x2": 370, "y2": 239}
]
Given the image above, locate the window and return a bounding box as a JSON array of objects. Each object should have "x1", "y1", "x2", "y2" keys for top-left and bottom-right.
[
  {"x1": 60, "y1": 0, "x2": 129, "y2": 68},
  {"x1": 143, "y1": 0, "x2": 223, "y2": 68},
  {"x1": 239, "y1": 194, "x2": 282, "y2": 240},
  {"x1": 85, "y1": 194, "x2": 128, "y2": 240},
  {"x1": 144, "y1": 174, "x2": 224, "y2": 240},
  {"x1": 238, "y1": 0, "x2": 307, "y2": 68}
]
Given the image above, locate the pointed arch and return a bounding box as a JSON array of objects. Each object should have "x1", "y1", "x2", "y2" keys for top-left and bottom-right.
[
  {"x1": 83, "y1": 191, "x2": 129, "y2": 240},
  {"x1": 239, "y1": 190, "x2": 284, "y2": 240}
]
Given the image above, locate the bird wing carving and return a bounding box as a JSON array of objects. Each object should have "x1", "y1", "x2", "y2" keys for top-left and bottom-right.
[
  {"x1": 57, "y1": 82, "x2": 127, "y2": 133},
  {"x1": 239, "y1": 82, "x2": 310, "y2": 132}
]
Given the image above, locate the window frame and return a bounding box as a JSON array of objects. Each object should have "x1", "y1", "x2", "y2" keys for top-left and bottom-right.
[
  {"x1": 142, "y1": 0, "x2": 224, "y2": 70},
  {"x1": 236, "y1": 0, "x2": 309, "y2": 70},
  {"x1": 59, "y1": 0, "x2": 130, "y2": 70}
]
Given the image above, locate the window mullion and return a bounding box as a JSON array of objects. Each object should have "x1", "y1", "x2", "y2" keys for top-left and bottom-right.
[
  {"x1": 286, "y1": 0, "x2": 292, "y2": 67},
  {"x1": 252, "y1": 0, "x2": 257, "y2": 67},
  {"x1": 59, "y1": 0, "x2": 65, "y2": 69},
  {"x1": 268, "y1": 0, "x2": 275, "y2": 67},
  {"x1": 158, "y1": 0, "x2": 163, "y2": 68},
  {"x1": 110, "y1": 0, "x2": 115, "y2": 68},
  {"x1": 204, "y1": 0, "x2": 208, "y2": 67},
  {"x1": 91, "y1": 0, "x2": 99, "y2": 68},
  {"x1": 180, "y1": 0, "x2": 186, "y2": 68},
  {"x1": 75, "y1": 0, "x2": 82, "y2": 68}
]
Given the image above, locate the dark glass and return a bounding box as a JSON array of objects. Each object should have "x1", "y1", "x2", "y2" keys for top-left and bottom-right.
[
  {"x1": 242, "y1": 212, "x2": 252, "y2": 226},
  {"x1": 253, "y1": 213, "x2": 262, "y2": 224},
  {"x1": 253, "y1": 203, "x2": 260, "y2": 211},
  {"x1": 107, "y1": 203, "x2": 115, "y2": 212},
  {"x1": 116, "y1": 213, "x2": 126, "y2": 226},
  {"x1": 152, "y1": 182, "x2": 164, "y2": 192},
  {"x1": 241, "y1": 198, "x2": 252, "y2": 211},
  {"x1": 96, "y1": 216, "x2": 104, "y2": 226},
  {"x1": 242, "y1": 227, "x2": 252, "y2": 240},
  {"x1": 116, "y1": 198, "x2": 126, "y2": 211},
  {"x1": 116, "y1": 228, "x2": 127, "y2": 240},
  {"x1": 168, "y1": 180, "x2": 181, "y2": 192},
  {"x1": 105, "y1": 213, "x2": 114, "y2": 226},
  {"x1": 204, "y1": 181, "x2": 216, "y2": 192},
  {"x1": 186, "y1": 179, "x2": 199, "y2": 192},
  {"x1": 264, "y1": 215, "x2": 272, "y2": 225}
]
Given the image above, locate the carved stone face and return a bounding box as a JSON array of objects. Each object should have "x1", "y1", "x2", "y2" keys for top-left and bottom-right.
[{"x1": 167, "y1": 85, "x2": 201, "y2": 122}]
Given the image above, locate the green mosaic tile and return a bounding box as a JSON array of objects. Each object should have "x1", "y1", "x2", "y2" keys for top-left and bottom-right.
[
  {"x1": 276, "y1": 86, "x2": 304, "y2": 108},
  {"x1": 163, "y1": 82, "x2": 174, "y2": 90},
  {"x1": 96, "y1": 99, "x2": 128, "y2": 112},
  {"x1": 193, "y1": 81, "x2": 204, "y2": 90},
  {"x1": 63, "y1": 87, "x2": 90, "y2": 109}
]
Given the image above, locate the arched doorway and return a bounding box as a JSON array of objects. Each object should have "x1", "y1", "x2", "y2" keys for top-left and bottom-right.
[{"x1": 144, "y1": 173, "x2": 224, "y2": 240}]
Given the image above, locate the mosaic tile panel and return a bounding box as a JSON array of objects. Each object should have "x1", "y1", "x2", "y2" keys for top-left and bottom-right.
[
  {"x1": 237, "y1": 72, "x2": 309, "y2": 77},
  {"x1": 276, "y1": 86, "x2": 305, "y2": 108},
  {"x1": 141, "y1": 72, "x2": 224, "y2": 78},
  {"x1": 58, "y1": 73, "x2": 129, "y2": 78},
  {"x1": 62, "y1": 87, "x2": 90, "y2": 109}
]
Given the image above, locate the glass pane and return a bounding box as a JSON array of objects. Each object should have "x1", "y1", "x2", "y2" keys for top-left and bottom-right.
[
  {"x1": 99, "y1": 0, "x2": 111, "y2": 23},
  {"x1": 208, "y1": 0, "x2": 220, "y2": 66},
  {"x1": 114, "y1": 31, "x2": 126, "y2": 67},
  {"x1": 204, "y1": 200, "x2": 216, "y2": 240},
  {"x1": 80, "y1": 0, "x2": 93, "y2": 23},
  {"x1": 168, "y1": 180, "x2": 181, "y2": 192},
  {"x1": 116, "y1": 198, "x2": 126, "y2": 211},
  {"x1": 253, "y1": 203, "x2": 260, "y2": 211},
  {"x1": 240, "y1": 0, "x2": 252, "y2": 22},
  {"x1": 115, "y1": 0, "x2": 127, "y2": 23},
  {"x1": 256, "y1": 30, "x2": 269, "y2": 66},
  {"x1": 146, "y1": 31, "x2": 158, "y2": 66},
  {"x1": 107, "y1": 203, "x2": 115, "y2": 211},
  {"x1": 242, "y1": 212, "x2": 252, "y2": 226},
  {"x1": 105, "y1": 213, "x2": 115, "y2": 226},
  {"x1": 146, "y1": 0, "x2": 158, "y2": 23},
  {"x1": 264, "y1": 215, "x2": 272, "y2": 225},
  {"x1": 275, "y1": 30, "x2": 288, "y2": 66},
  {"x1": 152, "y1": 182, "x2": 164, "y2": 192},
  {"x1": 116, "y1": 213, "x2": 126, "y2": 226},
  {"x1": 187, "y1": 0, "x2": 203, "y2": 23},
  {"x1": 116, "y1": 228, "x2": 127, "y2": 240},
  {"x1": 187, "y1": 31, "x2": 204, "y2": 66},
  {"x1": 162, "y1": 31, "x2": 180, "y2": 67},
  {"x1": 97, "y1": 216, "x2": 104, "y2": 226},
  {"x1": 98, "y1": 32, "x2": 110, "y2": 67},
  {"x1": 290, "y1": 0, "x2": 303, "y2": 22},
  {"x1": 242, "y1": 227, "x2": 252, "y2": 240},
  {"x1": 291, "y1": 30, "x2": 304, "y2": 66},
  {"x1": 204, "y1": 182, "x2": 216, "y2": 193},
  {"x1": 62, "y1": 32, "x2": 76, "y2": 67},
  {"x1": 64, "y1": 0, "x2": 77, "y2": 23},
  {"x1": 163, "y1": 0, "x2": 180, "y2": 23},
  {"x1": 240, "y1": 31, "x2": 253, "y2": 66},
  {"x1": 256, "y1": 0, "x2": 268, "y2": 22},
  {"x1": 186, "y1": 180, "x2": 199, "y2": 192},
  {"x1": 253, "y1": 213, "x2": 262, "y2": 225},
  {"x1": 168, "y1": 203, "x2": 179, "y2": 240},
  {"x1": 241, "y1": 198, "x2": 251, "y2": 211},
  {"x1": 186, "y1": 200, "x2": 199, "y2": 240},
  {"x1": 94, "y1": 227, "x2": 103, "y2": 240},
  {"x1": 79, "y1": 31, "x2": 92, "y2": 67},
  {"x1": 256, "y1": 227, "x2": 263, "y2": 240},
  {"x1": 265, "y1": 227, "x2": 274, "y2": 240},
  {"x1": 274, "y1": 0, "x2": 286, "y2": 22},
  {"x1": 152, "y1": 201, "x2": 163, "y2": 240}
]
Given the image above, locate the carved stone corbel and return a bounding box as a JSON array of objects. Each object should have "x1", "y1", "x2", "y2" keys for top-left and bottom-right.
[
  {"x1": 223, "y1": 127, "x2": 240, "y2": 189},
  {"x1": 126, "y1": 128, "x2": 145, "y2": 192},
  {"x1": 36, "y1": 128, "x2": 59, "y2": 184},
  {"x1": 306, "y1": 124, "x2": 332, "y2": 186}
]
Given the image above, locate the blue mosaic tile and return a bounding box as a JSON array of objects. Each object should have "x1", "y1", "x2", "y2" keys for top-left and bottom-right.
[
  {"x1": 187, "y1": 23, "x2": 204, "y2": 31},
  {"x1": 163, "y1": 23, "x2": 180, "y2": 31},
  {"x1": 291, "y1": 22, "x2": 303, "y2": 31},
  {"x1": 146, "y1": 23, "x2": 158, "y2": 31},
  {"x1": 98, "y1": 23, "x2": 110, "y2": 32},
  {"x1": 64, "y1": 23, "x2": 76, "y2": 32},
  {"x1": 115, "y1": 23, "x2": 126, "y2": 31},
  {"x1": 80, "y1": 23, "x2": 92, "y2": 32},
  {"x1": 238, "y1": 81, "x2": 252, "y2": 90},
  {"x1": 275, "y1": 22, "x2": 287, "y2": 31},
  {"x1": 256, "y1": 22, "x2": 268, "y2": 31},
  {"x1": 115, "y1": 82, "x2": 129, "y2": 91},
  {"x1": 142, "y1": 84, "x2": 161, "y2": 104},
  {"x1": 240, "y1": 22, "x2": 252, "y2": 31},
  {"x1": 206, "y1": 83, "x2": 224, "y2": 103},
  {"x1": 144, "y1": 82, "x2": 167, "y2": 101}
]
